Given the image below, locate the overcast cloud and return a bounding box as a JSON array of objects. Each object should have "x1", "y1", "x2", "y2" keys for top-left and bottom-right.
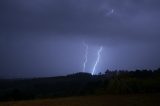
[{"x1": 0, "y1": 0, "x2": 160, "y2": 78}]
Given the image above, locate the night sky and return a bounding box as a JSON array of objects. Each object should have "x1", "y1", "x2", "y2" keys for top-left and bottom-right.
[{"x1": 0, "y1": 0, "x2": 160, "y2": 78}]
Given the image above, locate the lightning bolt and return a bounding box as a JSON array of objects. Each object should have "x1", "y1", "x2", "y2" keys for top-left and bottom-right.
[
  {"x1": 83, "y1": 42, "x2": 88, "y2": 72},
  {"x1": 92, "y1": 46, "x2": 103, "y2": 75}
]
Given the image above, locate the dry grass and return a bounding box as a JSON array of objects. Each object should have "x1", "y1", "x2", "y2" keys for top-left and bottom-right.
[{"x1": 0, "y1": 94, "x2": 160, "y2": 106}]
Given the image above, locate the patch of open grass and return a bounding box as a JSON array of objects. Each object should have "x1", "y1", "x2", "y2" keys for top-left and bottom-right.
[{"x1": 0, "y1": 94, "x2": 160, "y2": 106}]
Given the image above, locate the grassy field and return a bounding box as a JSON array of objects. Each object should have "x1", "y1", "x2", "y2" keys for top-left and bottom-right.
[{"x1": 0, "y1": 94, "x2": 160, "y2": 106}]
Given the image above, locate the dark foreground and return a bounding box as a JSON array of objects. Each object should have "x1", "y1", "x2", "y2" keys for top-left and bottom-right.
[
  {"x1": 0, "y1": 94, "x2": 160, "y2": 106},
  {"x1": 1, "y1": 70, "x2": 160, "y2": 102}
]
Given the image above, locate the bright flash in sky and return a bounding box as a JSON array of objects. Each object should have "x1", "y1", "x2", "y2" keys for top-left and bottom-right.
[
  {"x1": 83, "y1": 42, "x2": 88, "y2": 72},
  {"x1": 92, "y1": 46, "x2": 103, "y2": 75}
]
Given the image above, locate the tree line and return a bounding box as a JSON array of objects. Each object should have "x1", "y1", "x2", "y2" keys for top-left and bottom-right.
[{"x1": 0, "y1": 68, "x2": 160, "y2": 101}]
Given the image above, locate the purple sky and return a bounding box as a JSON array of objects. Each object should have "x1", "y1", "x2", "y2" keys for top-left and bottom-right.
[{"x1": 0, "y1": 0, "x2": 160, "y2": 78}]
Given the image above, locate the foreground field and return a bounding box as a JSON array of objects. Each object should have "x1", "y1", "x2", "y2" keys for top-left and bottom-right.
[{"x1": 0, "y1": 94, "x2": 160, "y2": 106}]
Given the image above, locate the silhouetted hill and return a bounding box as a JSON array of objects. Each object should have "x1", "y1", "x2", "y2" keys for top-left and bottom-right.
[{"x1": 0, "y1": 69, "x2": 160, "y2": 101}]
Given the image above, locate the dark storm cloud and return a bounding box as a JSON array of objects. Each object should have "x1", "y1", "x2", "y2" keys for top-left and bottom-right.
[
  {"x1": 0, "y1": 0, "x2": 160, "y2": 78},
  {"x1": 1, "y1": 0, "x2": 160, "y2": 39}
]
